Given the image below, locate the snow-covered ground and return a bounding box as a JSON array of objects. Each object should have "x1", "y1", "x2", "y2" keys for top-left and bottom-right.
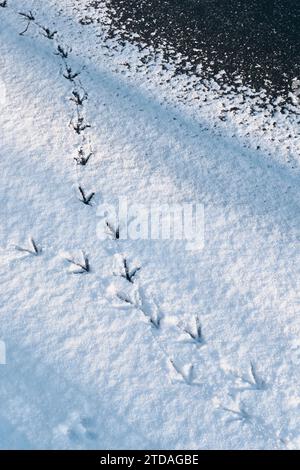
[{"x1": 0, "y1": 0, "x2": 299, "y2": 450}]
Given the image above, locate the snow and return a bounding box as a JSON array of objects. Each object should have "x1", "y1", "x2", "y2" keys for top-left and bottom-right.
[{"x1": 0, "y1": 0, "x2": 299, "y2": 450}]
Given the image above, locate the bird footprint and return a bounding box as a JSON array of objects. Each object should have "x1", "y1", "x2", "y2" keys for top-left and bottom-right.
[{"x1": 67, "y1": 415, "x2": 98, "y2": 443}]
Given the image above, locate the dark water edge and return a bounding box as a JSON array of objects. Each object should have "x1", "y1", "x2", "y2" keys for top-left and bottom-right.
[{"x1": 86, "y1": 0, "x2": 300, "y2": 100}]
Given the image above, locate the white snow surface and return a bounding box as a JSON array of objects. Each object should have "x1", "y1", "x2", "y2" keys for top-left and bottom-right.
[{"x1": 0, "y1": 0, "x2": 299, "y2": 450}]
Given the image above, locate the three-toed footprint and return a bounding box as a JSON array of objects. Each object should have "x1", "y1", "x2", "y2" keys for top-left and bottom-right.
[{"x1": 56, "y1": 411, "x2": 98, "y2": 447}]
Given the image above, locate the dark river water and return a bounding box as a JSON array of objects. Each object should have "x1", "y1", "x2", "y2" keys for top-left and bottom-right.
[{"x1": 90, "y1": 0, "x2": 300, "y2": 97}]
